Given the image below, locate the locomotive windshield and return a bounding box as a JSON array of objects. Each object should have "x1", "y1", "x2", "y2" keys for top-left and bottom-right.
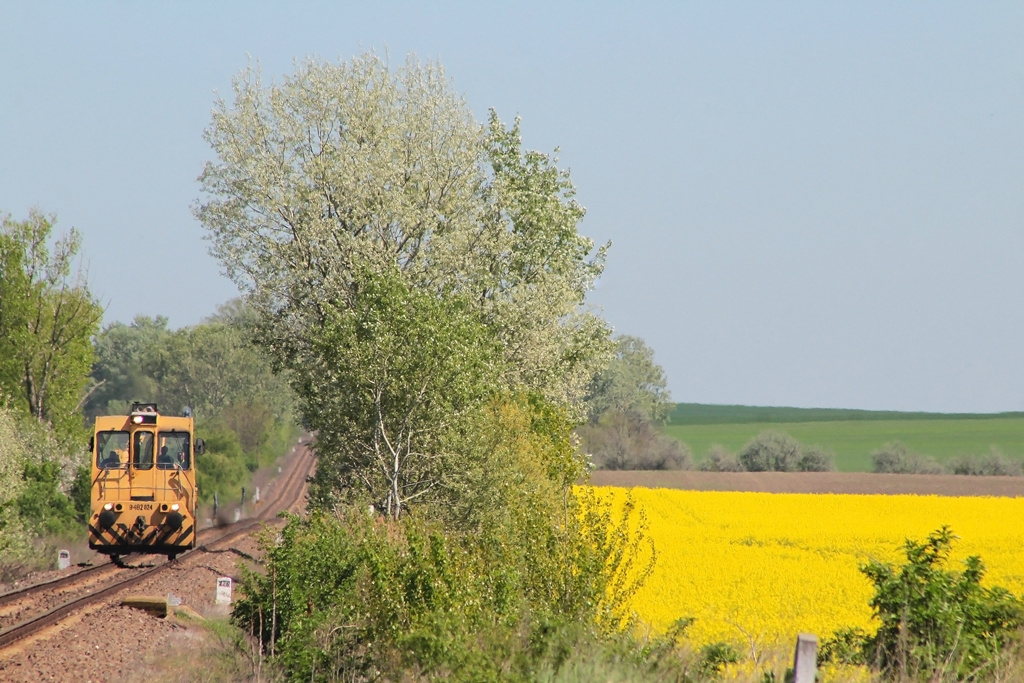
[
  {"x1": 157, "y1": 432, "x2": 191, "y2": 470},
  {"x1": 134, "y1": 431, "x2": 155, "y2": 470},
  {"x1": 96, "y1": 431, "x2": 129, "y2": 469}
]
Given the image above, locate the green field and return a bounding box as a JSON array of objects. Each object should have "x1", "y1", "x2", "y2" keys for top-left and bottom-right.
[{"x1": 662, "y1": 404, "x2": 1024, "y2": 472}]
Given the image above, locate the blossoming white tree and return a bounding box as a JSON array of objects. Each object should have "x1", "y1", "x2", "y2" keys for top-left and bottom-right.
[{"x1": 196, "y1": 53, "x2": 611, "y2": 516}]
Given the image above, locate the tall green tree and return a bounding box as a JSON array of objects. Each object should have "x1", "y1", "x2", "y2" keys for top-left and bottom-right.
[
  {"x1": 0, "y1": 210, "x2": 101, "y2": 441},
  {"x1": 85, "y1": 315, "x2": 172, "y2": 417},
  {"x1": 196, "y1": 53, "x2": 613, "y2": 515},
  {"x1": 195, "y1": 53, "x2": 611, "y2": 418},
  {"x1": 153, "y1": 320, "x2": 292, "y2": 422},
  {"x1": 584, "y1": 335, "x2": 673, "y2": 424},
  {"x1": 301, "y1": 266, "x2": 500, "y2": 517}
]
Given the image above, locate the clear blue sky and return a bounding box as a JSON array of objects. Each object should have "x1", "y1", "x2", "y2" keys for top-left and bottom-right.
[{"x1": 3, "y1": 3, "x2": 1023, "y2": 413}]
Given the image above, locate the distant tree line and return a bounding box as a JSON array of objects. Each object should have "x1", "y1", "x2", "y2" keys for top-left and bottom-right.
[
  {"x1": 575, "y1": 340, "x2": 838, "y2": 474},
  {"x1": 85, "y1": 303, "x2": 298, "y2": 503}
]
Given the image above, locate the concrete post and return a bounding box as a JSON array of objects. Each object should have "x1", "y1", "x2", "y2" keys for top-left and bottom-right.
[{"x1": 792, "y1": 633, "x2": 818, "y2": 683}]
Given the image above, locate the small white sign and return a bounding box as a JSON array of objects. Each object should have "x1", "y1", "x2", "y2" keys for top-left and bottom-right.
[
  {"x1": 57, "y1": 549, "x2": 71, "y2": 570},
  {"x1": 215, "y1": 577, "x2": 233, "y2": 605},
  {"x1": 253, "y1": 486, "x2": 260, "y2": 503}
]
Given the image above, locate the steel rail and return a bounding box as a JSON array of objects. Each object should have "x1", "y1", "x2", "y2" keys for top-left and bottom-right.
[
  {"x1": 0, "y1": 563, "x2": 123, "y2": 612},
  {"x1": 0, "y1": 444, "x2": 313, "y2": 652},
  {"x1": 0, "y1": 441, "x2": 310, "y2": 611}
]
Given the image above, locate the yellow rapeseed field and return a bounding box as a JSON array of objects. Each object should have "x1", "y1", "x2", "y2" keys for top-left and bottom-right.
[{"x1": 586, "y1": 486, "x2": 1024, "y2": 651}]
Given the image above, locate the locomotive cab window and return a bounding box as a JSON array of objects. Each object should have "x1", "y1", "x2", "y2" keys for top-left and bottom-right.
[
  {"x1": 134, "y1": 431, "x2": 155, "y2": 470},
  {"x1": 157, "y1": 432, "x2": 191, "y2": 470},
  {"x1": 96, "y1": 431, "x2": 129, "y2": 469}
]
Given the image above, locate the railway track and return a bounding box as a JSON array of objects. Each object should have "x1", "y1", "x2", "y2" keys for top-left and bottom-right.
[{"x1": 0, "y1": 440, "x2": 314, "y2": 652}]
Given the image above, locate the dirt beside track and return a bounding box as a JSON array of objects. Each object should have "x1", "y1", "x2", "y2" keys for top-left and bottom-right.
[{"x1": 588, "y1": 470, "x2": 1024, "y2": 497}]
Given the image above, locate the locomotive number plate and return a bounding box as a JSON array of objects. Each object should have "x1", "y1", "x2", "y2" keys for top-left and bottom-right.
[{"x1": 129, "y1": 503, "x2": 154, "y2": 511}]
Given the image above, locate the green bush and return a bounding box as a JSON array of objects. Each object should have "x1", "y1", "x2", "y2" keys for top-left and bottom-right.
[
  {"x1": 70, "y1": 464, "x2": 91, "y2": 522},
  {"x1": 796, "y1": 445, "x2": 835, "y2": 472},
  {"x1": 195, "y1": 418, "x2": 298, "y2": 504},
  {"x1": 698, "y1": 445, "x2": 743, "y2": 472},
  {"x1": 578, "y1": 409, "x2": 692, "y2": 470},
  {"x1": 737, "y1": 431, "x2": 801, "y2": 472},
  {"x1": 871, "y1": 441, "x2": 944, "y2": 474},
  {"x1": 195, "y1": 427, "x2": 248, "y2": 504},
  {"x1": 948, "y1": 449, "x2": 1022, "y2": 477},
  {"x1": 697, "y1": 641, "x2": 741, "y2": 678},
  {"x1": 15, "y1": 460, "x2": 80, "y2": 536},
  {"x1": 234, "y1": 496, "x2": 665, "y2": 682},
  {"x1": 821, "y1": 526, "x2": 1024, "y2": 681}
]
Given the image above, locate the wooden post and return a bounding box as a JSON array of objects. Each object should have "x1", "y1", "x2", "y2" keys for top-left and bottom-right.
[{"x1": 792, "y1": 633, "x2": 818, "y2": 683}]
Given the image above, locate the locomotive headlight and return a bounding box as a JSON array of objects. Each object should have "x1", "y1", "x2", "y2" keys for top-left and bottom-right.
[
  {"x1": 131, "y1": 414, "x2": 144, "y2": 424},
  {"x1": 103, "y1": 502, "x2": 113, "y2": 511},
  {"x1": 171, "y1": 503, "x2": 180, "y2": 511}
]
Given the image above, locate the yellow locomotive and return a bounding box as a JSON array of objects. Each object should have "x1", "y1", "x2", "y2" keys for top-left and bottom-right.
[{"x1": 88, "y1": 402, "x2": 205, "y2": 561}]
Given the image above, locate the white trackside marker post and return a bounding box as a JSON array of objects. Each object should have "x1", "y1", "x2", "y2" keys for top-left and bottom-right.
[
  {"x1": 58, "y1": 549, "x2": 71, "y2": 570},
  {"x1": 792, "y1": 633, "x2": 818, "y2": 683},
  {"x1": 216, "y1": 577, "x2": 233, "y2": 605}
]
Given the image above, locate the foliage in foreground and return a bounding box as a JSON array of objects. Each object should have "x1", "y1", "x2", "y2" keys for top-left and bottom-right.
[
  {"x1": 0, "y1": 405, "x2": 32, "y2": 564},
  {"x1": 234, "y1": 497, "x2": 707, "y2": 682},
  {"x1": 821, "y1": 526, "x2": 1024, "y2": 681},
  {"x1": 0, "y1": 402, "x2": 88, "y2": 555},
  {"x1": 233, "y1": 396, "x2": 699, "y2": 681}
]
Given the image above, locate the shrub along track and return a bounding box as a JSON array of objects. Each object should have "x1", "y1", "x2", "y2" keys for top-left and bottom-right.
[{"x1": 0, "y1": 439, "x2": 314, "y2": 653}]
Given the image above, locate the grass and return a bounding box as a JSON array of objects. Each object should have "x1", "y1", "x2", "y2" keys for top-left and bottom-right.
[
  {"x1": 133, "y1": 613, "x2": 263, "y2": 682},
  {"x1": 662, "y1": 405, "x2": 1024, "y2": 472}
]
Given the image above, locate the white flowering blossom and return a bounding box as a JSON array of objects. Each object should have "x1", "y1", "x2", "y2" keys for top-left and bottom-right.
[{"x1": 196, "y1": 53, "x2": 611, "y2": 411}]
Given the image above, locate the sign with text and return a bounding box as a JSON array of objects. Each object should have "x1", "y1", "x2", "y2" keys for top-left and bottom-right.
[
  {"x1": 215, "y1": 577, "x2": 233, "y2": 605},
  {"x1": 58, "y1": 549, "x2": 71, "y2": 570}
]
